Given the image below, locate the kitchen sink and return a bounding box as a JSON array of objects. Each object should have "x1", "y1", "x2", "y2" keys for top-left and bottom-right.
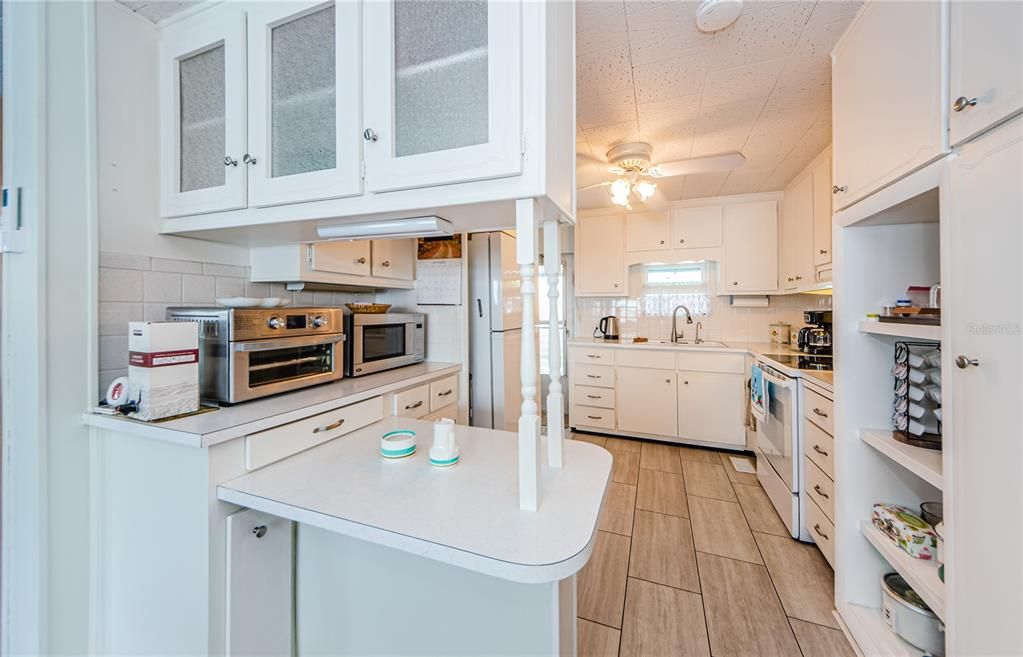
[{"x1": 643, "y1": 340, "x2": 728, "y2": 348}]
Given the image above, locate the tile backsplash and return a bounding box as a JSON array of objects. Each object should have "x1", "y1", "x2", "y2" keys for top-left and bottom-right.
[{"x1": 97, "y1": 252, "x2": 373, "y2": 395}]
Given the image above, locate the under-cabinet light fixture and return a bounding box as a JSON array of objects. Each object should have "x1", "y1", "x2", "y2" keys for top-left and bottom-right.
[{"x1": 316, "y1": 216, "x2": 454, "y2": 240}]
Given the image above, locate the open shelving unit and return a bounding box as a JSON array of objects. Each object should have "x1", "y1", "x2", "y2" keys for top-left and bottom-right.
[
  {"x1": 860, "y1": 428, "x2": 943, "y2": 489},
  {"x1": 858, "y1": 320, "x2": 941, "y2": 341},
  {"x1": 837, "y1": 603, "x2": 927, "y2": 657},
  {"x1": 860, "y1": 521, "x2": 945, "y2": 619}
]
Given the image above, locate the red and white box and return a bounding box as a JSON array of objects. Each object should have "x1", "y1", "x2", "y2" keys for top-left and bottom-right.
[{"x1": 128, "y1": 321, "x2": 199, "y2": 421}]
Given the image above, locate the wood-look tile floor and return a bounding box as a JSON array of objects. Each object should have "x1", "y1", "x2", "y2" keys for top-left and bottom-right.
[{"x1": 573, "y1": 433, "x2": 856, "y2": 657}]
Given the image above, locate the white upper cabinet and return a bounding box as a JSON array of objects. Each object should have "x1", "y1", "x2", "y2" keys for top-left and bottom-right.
[
  {"x1": 362, "y1": 0, "x2": 522, "y2": 193},
  {"x1": 811, "y1": 151, "x2": 833, "y2": 267},
  {"x1": 309, "y1": 240, "x2": 371, "y2": 277},
  {"x1": 160, "y1": 5, "x2": 248, "y2": 217},
  {"x1": 624, "y1": 212, "x2": 669, "y2": 252},
  {"x1": 721, "y1": 201, "x2": 778, "y2": 293},
  {"x1": 575, "y1": 215, "x2": 625, "y2": 297},
  {"x1": 949, "y1": 1, "x2": 1023, "y2": 146},
  {"x1": 670, "y1": 206, "x2": 723, "y2": 249},
  {"x1": 780, "y1": 175, "x2": 814, "y2": 291},
  {"x1": 245, "y1": 1, "x2": 362, "y2": 207},
  {"x1": 831, "y1": 0, "x2": 947, "y2": 210},
  {"x1": 370, "y1": 240, "x2": 415, "y2": 281}
]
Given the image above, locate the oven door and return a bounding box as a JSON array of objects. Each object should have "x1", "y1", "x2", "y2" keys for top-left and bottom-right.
[
  {"x1": 230, "y1": 334, "x2": 344, "y2": 403},
  {"x1": 351, "y1": 320, "x2": 418, "y2": 376},
  {"x1": 755, "y1": 367, "x2": 798, "y2": 492}
]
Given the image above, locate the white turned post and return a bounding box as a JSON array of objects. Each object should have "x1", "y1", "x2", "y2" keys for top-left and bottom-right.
[
  {"x1": 516, "y1": 199, "x2": 541, "y2": 511},
  {"x1": 543, "y1": 220, "x2": 564, "y2": 468}
]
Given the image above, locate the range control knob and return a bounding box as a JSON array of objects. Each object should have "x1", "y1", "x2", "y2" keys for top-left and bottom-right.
[
  {"x1": 267, "y1": 316, "x2": 283, "y2": 329},
  {"x1": 311, "y1": 315, "x2": 326, "y2": 328}
]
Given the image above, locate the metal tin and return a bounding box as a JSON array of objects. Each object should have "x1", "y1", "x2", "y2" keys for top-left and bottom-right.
[
  {"x1": 769, "y1": 322, "x2": 791, "y2": 345},
  {"x1": 881, "y1": 573, "x2": 944, "y2": 655}
]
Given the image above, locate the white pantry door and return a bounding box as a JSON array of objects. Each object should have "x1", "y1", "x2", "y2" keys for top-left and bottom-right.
[
  {"x1": 362, "y1": 0, "x2": 522, "y2": 192},
  {"x1": 246, "y1": 1, "x2": 363, "y2": 207},
  {"x1": 160, "y1": 5, "x2": 247, "y2": 217}
]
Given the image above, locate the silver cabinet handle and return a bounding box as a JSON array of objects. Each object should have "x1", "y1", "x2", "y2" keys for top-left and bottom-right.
[
  {"x1": 404, "y1": 400, "x2": 424, "y2": 410},
  {"x1": 357, "y1": 257, "x2": 367, "y2": 264},
  {"x1": 813, "y1": 523, "x2": 829, "y2": 540},
  {"x1": 955, "y1": 355, "x2": 979, "y2": 369},
  {"x1": 586, "y1": 394, "x2": 601, "y2": 399},
  {"x1": 586, "y1": 354, "x2": 600, "y2": 358},
  {"x1": 587, "y1": 415, "x2": 602, "y2": 420},
  {"x1": 812, "y1": 444, "x2": 829, "y2": 457},
  {"x1": 363, "y1": 128, "x2": 378, "y2": 142},
  {"x1": 812, "y1": 407, "x2": 829, "y2": 418},
  {"x1": 313, "y1": 418, "x2": 345, "y2": 434},
  {"x1": 832, "y1": 185, "x2": 846, "y2": 194},
  {"x1": 438, "y1": 389, "x2": 453, "y2": 396},
  {"x1": 253, "y1": 525, "x2": 268, "y2": 538},
  {"x1": 813, "y1": 484, "x2": 830, "y2": 499},
  {"x1": 224, "y1": 156, "x2": 238, "y2": 167},
  {"x1": 242, "y1": 153, "x2": 257, "y2": 165},
  {"x1": 953, "y1": 96, "x2": 977, "y2": 112},
  {"x1": 586, "y1": 374, "x2": 600, "y2": 379}
]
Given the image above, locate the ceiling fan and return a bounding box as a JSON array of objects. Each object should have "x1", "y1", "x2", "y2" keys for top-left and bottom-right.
[{"x1": 577, "y1": 142, "x2": 746, "y2": 210}]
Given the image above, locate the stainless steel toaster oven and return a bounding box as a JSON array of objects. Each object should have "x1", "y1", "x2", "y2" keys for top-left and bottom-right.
[{"x1": 166, "y1": 307, "x2": 345, "y2": 404}]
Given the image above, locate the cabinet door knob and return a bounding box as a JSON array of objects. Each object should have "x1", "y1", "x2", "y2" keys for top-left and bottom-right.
[
  {"x1": 683, "y1": 380, "x2": 689, "y2": 385},
  {"x1": 819, "y1": 249, "x2": 828, "y2": 255},
  {"x1": 795, "y1": 275, "x2": 803, "y2": 281},
  {"x1": 252, "y1": 525, "x2": 268, "y2": 538},
  {"x1": 832, "y1": 185, "x2": 846, "y2": 194},
  {"x1": 659, "y1": 240, "x2": 665, "y2": 245},
  {"x1": 665, "y1": 378, "x2": 671, "y2": 384},
  {"x1": 952, "y1": 96, "x2": 978, "y2": 112},
  {"x1": 732, "y1": 281, "x2": 739, "y2": 286},
  {"x1": 382, "y1": 260, "x2": 390, "y2": 267},
  {"x1": 679, "y1": 238, "x2": 685, "y2": 244},
  {"x1": 955, "y1": 355, "x2": 979, "y2": 369},
  {"x1": 613, "y1": 283, "x2": 619, "y2": 288},
  {"x1": 357, "y1": 257, "x2": 367, "y2": 264},
  {"x1": 788, "y1": 277, "x2": 795, "y2": 282},
  {"x1": 363, "y1": 128, "x2": 379, "y2": 142},
  {"x1": 242, "y1": 153, "x2": 257, "y2": 165},
  {"x1": 224, "y1": 156, "x2": 238, "y2": 167}
]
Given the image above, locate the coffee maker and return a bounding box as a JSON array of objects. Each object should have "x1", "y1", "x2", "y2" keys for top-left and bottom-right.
[{"x1": 797, "y1": 310, "x2": 833, "y2": 355}]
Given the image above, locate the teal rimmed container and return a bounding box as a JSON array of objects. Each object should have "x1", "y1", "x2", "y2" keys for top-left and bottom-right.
[{"x1": 380, "y1": 429, "x2": 417, "y2": 459}]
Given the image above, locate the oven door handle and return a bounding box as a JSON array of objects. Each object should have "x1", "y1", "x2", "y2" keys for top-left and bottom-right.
[
  {"x1": 232, "y1": 334, "x2": 345, "y2": 352},
  {"x1": 761, "y1": 371, "x2": 793, "y2": 389}
]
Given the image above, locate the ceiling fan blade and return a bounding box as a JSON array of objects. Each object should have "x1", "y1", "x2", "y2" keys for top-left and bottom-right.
[
  {"x1": 576, "y1": 181, "x2": 612, "y2": 191},
  {"x1": 650, "y1": 152, "x2": 746, "y2": 178}
]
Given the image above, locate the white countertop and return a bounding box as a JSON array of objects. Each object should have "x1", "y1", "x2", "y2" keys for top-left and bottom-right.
[
  {"x1": 567, "y1": 337, "x2": 833, "y2": 391},
  {"x1": 83, "y1": 362, "x2": 463, "y2": 448},
  {"x1": 218, "y1": 416, "x2": 613, "y2": 584}
]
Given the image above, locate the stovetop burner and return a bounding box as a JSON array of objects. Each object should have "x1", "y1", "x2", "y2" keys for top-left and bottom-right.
[{"x1": 763, "y1": 354, "x2": 834, "y2": 372}]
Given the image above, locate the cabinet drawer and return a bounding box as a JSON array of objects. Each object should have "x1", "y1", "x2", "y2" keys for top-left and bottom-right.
[
  {"x1": 574, "y1": 364, "x2": 615, "y2": 388},
  {"x1": 570, "y1": 347, "x2": 615, "y2": 365},
  {"x1": 676, "y1": 352, "x2": 746, "y2": 374},
  {"x1": 805, "y1": 495, "x2": 835, "y2": 568},
  {"x1": 245, "y1": 397, "x2": 383, "y2": 471},
  {"x1": 394, "y1": 384, "x2": 430, "y2": 419},
  {"x1": 572, "y1": 405, "x2": 615, "y2": 430},
  {"x1": 805, "y1": 457, "x2": 835, "y2": 522},
  {"x1": 429, "y1": 375, "x2": 458, "y2": 412},
  {"x1": 574, "y1": 385, "x2": 614, "y2": 409},
  {"x1": 804, "y1": 420, "x2": 835, "y2": 478},
  {"x1": 803, "y1": 386, "x2": 834, "y2": 434},
  {"x1": 616, "y1": 349, "x2": 674, "y2": 370}
]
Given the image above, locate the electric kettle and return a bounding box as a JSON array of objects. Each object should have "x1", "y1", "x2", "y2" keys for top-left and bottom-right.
[{"x1": 595, "y1": 315, "x2": 620, "y2": 341}]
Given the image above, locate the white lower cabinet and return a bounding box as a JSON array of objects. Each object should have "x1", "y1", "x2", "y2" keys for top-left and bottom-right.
[
  {"x1": 615, "y1": 368, "x2": 677, "y2": 437},
  {"x1": 676, "y1": 370, "x2": 745, "y2": 448}
]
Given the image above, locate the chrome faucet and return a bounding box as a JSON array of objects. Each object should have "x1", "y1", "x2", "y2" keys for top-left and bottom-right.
[
  {"x1": 670, "y1": 305, "x2": 694, "y2": 343},
  {"x1": 695, "y1": 321, "x2": 704, "y2": 344}
]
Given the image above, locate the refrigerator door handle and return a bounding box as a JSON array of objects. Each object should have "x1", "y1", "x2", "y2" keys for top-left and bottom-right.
[{"x1": 477, "y1": 298, "x2": 484, "y2": 318}]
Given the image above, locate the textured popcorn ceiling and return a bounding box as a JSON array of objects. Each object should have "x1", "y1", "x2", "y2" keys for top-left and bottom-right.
[
  {"x1": 116, "y1": 1, "x2": 204, "y2": 24},
  {"x1": 577, "y1": 0, "x2": 862, "y2": 209}
]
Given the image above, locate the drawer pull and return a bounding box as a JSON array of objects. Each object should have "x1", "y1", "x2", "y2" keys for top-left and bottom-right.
[
  {"x1": 586, "y1": 415, "x2": 603, "y2": 420},
  {"x1": 586, "y1": 374, "x2": 601, "y2": 379},
  {"x1": 812, "y1": 444, "x2": 829, "y2": 457},
  {"x1": 813, "y1": 484, "x2": 830, "y2": 500},
  {"x1": 438, "y1": 389, "x2": 453, "y2": 397},
  {"x1": 812, "y1": 407, "x2": 829, "y2": 419},
  {"x1": 586, "y1": 394, "x2": 601, "y2": 399},
  {"x1": 586, "y1": 354, "x2": 601, "y2": 359},
  {"x1": 313, "y1": 418, "x2": 345, "y2": 434},
  {"x1": 813, "y1": 523, "x2": 829, "y2": 540},
  {"x1": 404, "y1": 400, "x2": 424, "y2": 410}
]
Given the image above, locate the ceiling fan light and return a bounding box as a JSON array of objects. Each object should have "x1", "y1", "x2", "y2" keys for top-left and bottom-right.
[
  {"x1": 610, "y1": 178, "x2": 631, "y2": 197},
  {"x1": 635, "y1": 180, "x2": 657, "y2": 200}
]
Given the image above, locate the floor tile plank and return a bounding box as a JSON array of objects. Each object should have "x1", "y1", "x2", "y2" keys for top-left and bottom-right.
[
  {"x1": 790, "y1": 618, "x2": 857, "y2": 657},
  {"x1": 754, "y1": 532, "x2": 838, "y2": 628},
  {"x1": 572, "y1": 433, "x2": 607, "y2": 447},
  {"x1": 678, "y1": 445, "x2": 722, "y2": 464},
  {"x1": 629, "y1": 510, "x2": 700, "y2": 593},
  {"x1": 640, "y1": 442, "x2": 683, "y2": 473},
  {"x1": 635, "y1": 468, "x2": 688, "y2": 518},
  {"x1": 682, "y1": 460, "x2": 738, "y2": 502},
  {"x1": 697, "y1": 552, "x2": 802, "y2": 657},
  {"x1": 619, "y1": 578, "x2": 711, "y2": 657},
  {"x1": 719, "y1": 451, "x2": 759, "y2": 486},
  {"x1": 733, "y1": 483, "x2": 790, "y2": 537},
  {"x1": 599, "y1": 482, "x2": 637, "y2": 536},
  {"x1": 605, "y1": 437, "x2": 642, "y2": 453},
  {"x1": 578, "y1": 531, "x2": 631, "y2": 629},
  {"x1": 610, "y1": 450, "x2": 640, "y2": 485},
  {"x1": 577, "y1": 618, "x2": 620, "y2": 657},
  {"x1": 689, "y1": 496, "x2": 763, "y2": 564}
]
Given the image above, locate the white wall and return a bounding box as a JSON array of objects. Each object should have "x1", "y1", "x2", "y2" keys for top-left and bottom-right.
[{"x1": 96, "y1": 2, "x2": 248, "y2": 266}]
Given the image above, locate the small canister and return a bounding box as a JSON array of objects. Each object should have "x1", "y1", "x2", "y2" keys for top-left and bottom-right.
[{"x1": 770, "y1": 322, "x2": 791, "y2": 345}]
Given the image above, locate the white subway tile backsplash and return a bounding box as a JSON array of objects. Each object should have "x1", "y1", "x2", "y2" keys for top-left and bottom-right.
[
  {"x1": 203, "y1": 263, "x2": 247, "y2": 278},
  {"x1": 99, "y1": 302, "x2": 143, "y2": 336},
  {"x1": 143, "y1": 271, "x2": 182, "y2": 303},
  {"x1": 245, "y1": 281, "x2": 271, "y2": 298},
  {"x1": 99, "y1": 267, "x2": 144, "y2": 302},
  {"x1": 99, "y1": 252, "x2": 151, "y2": 270},
  {"x1": 99, "y1": 335, "x2": 129, "y2": 370},
  {"x1": 215, "y1": 276, "x2": 245, "y2": 298},
  {"x1": 293, "y1": 290, "x2": 316, "y2": 305},
  {"x1": 144, "y1": 303, "x2": 172, "y2": 322},
  {"x1": 151, "y1": 257, "x2": 203, "y2": 274},
  {"x1": 182, "y1": 274, "x2": 216, "y2": 303}
]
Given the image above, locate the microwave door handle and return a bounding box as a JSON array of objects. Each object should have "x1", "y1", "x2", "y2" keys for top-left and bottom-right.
[
  {"x1": 232, "y1": 334, "x2": 345, "y2": 352},
  {"x1": 406, "y1": 322, "x2": 415, "y2": 357}
]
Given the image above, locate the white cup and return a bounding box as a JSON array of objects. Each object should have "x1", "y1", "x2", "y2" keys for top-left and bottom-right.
[{"x1": 430, "y1": 418, "x2": 458, "y2": 464}]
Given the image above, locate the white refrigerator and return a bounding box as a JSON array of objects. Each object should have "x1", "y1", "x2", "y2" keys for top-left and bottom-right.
[{"x1": 468, "y1": 231, "x2": 526, "y2": 432}]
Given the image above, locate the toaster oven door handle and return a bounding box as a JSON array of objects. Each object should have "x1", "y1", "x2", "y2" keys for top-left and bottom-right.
[{"x1": 232, "y1": 334, "x2": 345, "y2": 352}]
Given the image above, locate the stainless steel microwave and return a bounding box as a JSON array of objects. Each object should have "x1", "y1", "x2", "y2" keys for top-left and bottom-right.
[{"x1": 344, "y1": 312, "x2": 425, "y2": 377}]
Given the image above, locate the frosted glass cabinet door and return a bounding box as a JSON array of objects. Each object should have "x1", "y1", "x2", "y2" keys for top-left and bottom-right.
[
  {"x1": 160, "y1": 5, "x2": 247, "y2": 218},
  {"x1": 363, "y1": 0, "x2": 523, "y2": 192},
  {"x1": 246, "y1": 1, "x2": 362, "y2": 207}
]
